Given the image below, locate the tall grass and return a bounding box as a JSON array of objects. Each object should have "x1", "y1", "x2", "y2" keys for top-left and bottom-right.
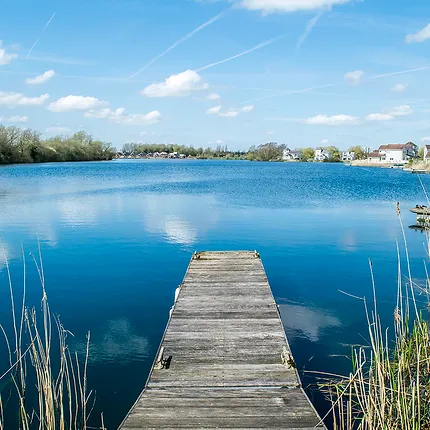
[
  {"x1": 319, "y1": 203, "x2": 430, "y2": 429},
  {"x1": 0, "y1": 245, "x2": 104, "y2": 429}
]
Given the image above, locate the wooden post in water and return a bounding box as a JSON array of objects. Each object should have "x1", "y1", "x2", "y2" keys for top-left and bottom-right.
[{"x1": 120, "y1": 251, "x2": 326, "y2": 429}]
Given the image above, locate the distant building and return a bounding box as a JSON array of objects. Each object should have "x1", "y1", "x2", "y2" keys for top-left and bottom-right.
[
  {"x1": 367, "y1": 142, "x2": 418, "y2": 163},
  {"x1": 314, "y1": 148, "x2": 332, "y2": 162},
  {"x1": 341, "y1": 151, "x2": 355, "y2": 161},
  {"x1": 424, "y1": 145, "x2": 430, "y2": 160},
  {"x1": 368, "y1": 151, "x2": 384, "y2": 162},
  {"x1": 282, "y1": 148, "x2": 302, "y2": 161},
  {"x1": 379, "y1": 142, "x2": 417, "y2": 162}
]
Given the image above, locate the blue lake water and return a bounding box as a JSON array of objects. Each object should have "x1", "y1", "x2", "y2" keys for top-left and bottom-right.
[{"x1": 1, "y1": 159, "x2": 430, "y2": 428}]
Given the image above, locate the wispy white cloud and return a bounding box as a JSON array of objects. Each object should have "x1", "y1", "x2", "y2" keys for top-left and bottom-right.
[
  {"x1": 344, "y1": 70, "x2": 364, "y2": 85},
  {"x1": 85, "y1": 107, "x2": 161, "y2": 125},
  {"x1": 26, "y1": 12, "x2": 56, "y2": 58},
  {"x1": 421, "y1": 136, "x2": 430, "y2": 142},
  {"x1": 128, "y1": 10, "x2": 225, "y2": 79},
  {"x1": 321, "y1": 139, "x2": 329, "y2": 144},
  {"x1": 0, "y1": 41, "x2": 18, "y2": 65},
  {"x1": 241, "y1": 105, "x2": 254, "y2": 112},
  {"x1": 206, "y1": 104, "x2": 253, "y2": 117},
  {"x1": 141, "y1": 70, "x2": 208, "y2": 97},
  {"x1": 0, "y1": 91, "x2": 49, "y2": 107},
  {"x1": 237, "y1": 0, "x2": 352, "y2": 13},
  {"x1": 196, "y1": 35, "x2": 283, "y2": 72},
  {"x1": 25, "y1": 69, "x2": 55, "y2": 85},
  {"x1": 266, "y1": 130, "x2": 274, "y2": 135},
  {"x1": 206, "y1": 92, "x2": 221, "y2": 100},
  {"x1": 366, "y1": 113, "x2": 394, "y2": 121},
  {"x1": 405, "y1": 23, "x2": 430, "y2": 43},
  {"x1": 219, "y1": 110, "x2": 240, "y2": 117},
  {"x1": 48, "y1": 95, "x2": 108, "y2": 112},
  {"x1": 366, "y1": 105, "x2": 413, "y2": 121},
  {"x1": 388, "y1": 105, "x2": 413, "y2": 116},
  {"x1": 0, "y1": 115, "x2": 28, "y2": 123},
  {"x1": 206, "y1": 105, "x2": 222, "y2": 114},
  {"x1": 391, "y1": 83, "x2": 408, "y2": 93},
  {"x1": 84, "y1": 108, "x2": 121, "y2": 119},
  {"x1": 296, "y1": 11, "x2": 323, "y2": 50},
  {"x1": 304, "y1": 114, "x2": 360, "y2": 125}
]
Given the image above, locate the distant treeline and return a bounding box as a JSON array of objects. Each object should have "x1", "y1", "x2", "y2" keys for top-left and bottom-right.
[
  {"x1": 122, "y1": 141, "x2": 369, "y2": 162},
  {"x1": 246, "y1": 142, "x2": 286, "y2": 161},
  {"x1": 0, "y1": 126, "x2": 115, "y2": 165},
  {"x1": 0, "y1": 124, "x2": 372, "y2": 165},
  {"x1": 122, "y1": 142, "x2": 246, "y2": 159}
]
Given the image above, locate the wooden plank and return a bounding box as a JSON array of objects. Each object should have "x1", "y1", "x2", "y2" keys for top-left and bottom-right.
[{"x1": 120, "y1": 251, "x2": 326, "y2": 429}]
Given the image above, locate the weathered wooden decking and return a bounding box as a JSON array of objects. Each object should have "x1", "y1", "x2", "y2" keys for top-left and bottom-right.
[{"x1": 120, "y1": 251, "x2": 326, "y2": 429}]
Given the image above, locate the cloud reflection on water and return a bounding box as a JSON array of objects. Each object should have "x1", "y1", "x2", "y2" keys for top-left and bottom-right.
[
  {"x1": 279, "y1": 303, "x2": 341, "y2": 342},
  {"x1": 141, "y1": 194, "x2": 219, "y2": 246},
  {"x1": 73, "y1": 318, "x2": 150, "y2": 365}
]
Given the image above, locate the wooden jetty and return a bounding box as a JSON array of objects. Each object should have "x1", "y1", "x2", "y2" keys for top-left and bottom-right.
[
  {"x1": 120, "y1": 251, "x2": 326, "y2": 429},
  {"x1": 410, "y1": 206, "x2": 430, "y2": 230}
]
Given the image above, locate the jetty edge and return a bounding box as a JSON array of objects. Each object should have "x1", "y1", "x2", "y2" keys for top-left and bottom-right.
[{"x1": 119, "y1": 251, "x2": 326, "y2": 429}]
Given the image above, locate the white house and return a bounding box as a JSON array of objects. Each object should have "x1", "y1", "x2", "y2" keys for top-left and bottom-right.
[
  {"x1": 314, "y1": 148, "x2": 332, "y2": 162},
  {"x1": 424, "y1": 145, "x2": 430, "y2": 161},
  {"x1": 341, "y1": 151, "x2": 355, "y2": 161},
  {"x1": 368, "y1": 142, "x2": 418, "y2": 163},
  {"x1": 368, "y1": 151, "x2": 384, "y2": 163},
  {"x1": 282, "y1": 148, "x2": 302, "y2": 161},
  {"x1": 378, "y1": 142, "x2": 418, "y2": 162}
]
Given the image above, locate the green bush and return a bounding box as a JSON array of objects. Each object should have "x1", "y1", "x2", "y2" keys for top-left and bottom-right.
[{"x1": 0, "y1": 126, "x2": 115, "y2": 165}]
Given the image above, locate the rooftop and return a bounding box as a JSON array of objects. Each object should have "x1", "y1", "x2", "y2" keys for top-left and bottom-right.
[
  {"x1": 368, "y1": 151, "x2": 381, "y2": 157},
  {"x1": 379, "y1": 144, "x2": 405, "y2": 150}
]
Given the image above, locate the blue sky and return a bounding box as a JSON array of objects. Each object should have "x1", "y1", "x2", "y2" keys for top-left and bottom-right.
[{"x1": 1, "y1": 0, "x2": 430, "y2": 150}]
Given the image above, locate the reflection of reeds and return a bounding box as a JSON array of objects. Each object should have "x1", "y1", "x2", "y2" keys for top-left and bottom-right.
[
  {"x1": 0, "y1": 245, "x2": 104, "y2": 430},
  {"x1": 317, "y1": 204, "x2": 430, "y2": 429}
]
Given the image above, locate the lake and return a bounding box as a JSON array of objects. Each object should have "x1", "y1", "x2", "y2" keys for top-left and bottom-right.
[{"x1": 1, "y1": 159, "x2": 429, "y2": 428}]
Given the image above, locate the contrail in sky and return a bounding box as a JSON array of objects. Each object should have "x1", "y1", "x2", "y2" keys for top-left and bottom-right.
[
  {"x1": 369, "y1": 66, "x2": 430, "y2": 80},
  {"x1": 241, "y1": 82, "x2": 340, "y2": 104},
  {"x1": 296, "y1": 11, "x2": 324, "y2": 50},
  {"x1": 26, "y1": 12, "x2": 56, "y2": 58},
  {"x1": 240, "y1": 65, "x2": 430, "y2": 104},
  {"x1": 128, "y1": 10, "x2": 226, "y2": 79},
  {"x1": 195, "y1": 35, "x2": 284, "y2": 73}
]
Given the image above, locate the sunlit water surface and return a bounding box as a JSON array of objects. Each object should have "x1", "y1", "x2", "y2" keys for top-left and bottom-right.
[{"x1": 1, "y1": 160, "x2": 429, "y2": 428}]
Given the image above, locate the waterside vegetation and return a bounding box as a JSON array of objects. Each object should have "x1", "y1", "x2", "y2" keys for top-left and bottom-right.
[
  {"x1": 0, "y1": 126, "x2": 115, "y2": 164},
  {"x1": 0, "y1": 124, "x2": 424, "y2": 167},
  {"x1": 320, "y1": 204, "x2": 430, "y2": 429},
  {"x1": 119, "y1": 141, "x2": 368, "y2": 162},
  {"x1": 0, "y1": 249, "x2": 104, "y2": 429}
]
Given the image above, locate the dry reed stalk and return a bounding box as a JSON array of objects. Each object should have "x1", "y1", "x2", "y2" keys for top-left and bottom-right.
[
  {"x1": 317, "y1": 203, "x2": 430, "y2": 429},
  {"x1": 0, "y1": 245, "x2": 105, "y2": 429}
]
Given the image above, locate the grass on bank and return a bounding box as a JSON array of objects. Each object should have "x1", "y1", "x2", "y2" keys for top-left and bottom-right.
[
  {"x1": 0, "y1": 245, "x2": 104, "y2": 430},
  {"x1": 318, "y1": 203, "x2": 430, "y2": 430}
]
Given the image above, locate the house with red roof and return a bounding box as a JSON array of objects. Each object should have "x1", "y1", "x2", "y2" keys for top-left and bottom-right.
[{"x1": 368, "y1": 142, "x2": 418, "y2": 163}]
